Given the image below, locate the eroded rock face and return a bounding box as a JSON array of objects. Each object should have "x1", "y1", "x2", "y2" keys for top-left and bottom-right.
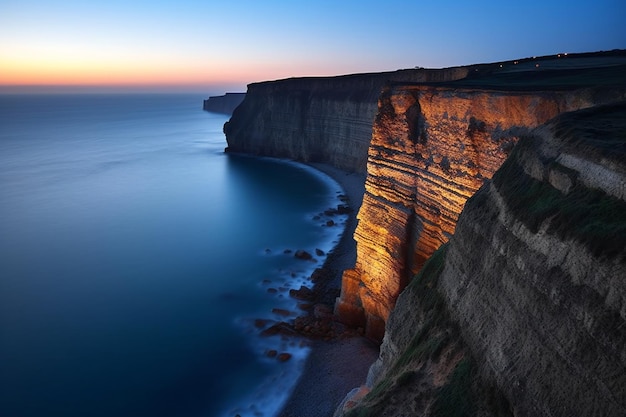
[
  {"x1": 223, "y1": 68, "x2": 470, "y2": 173},
  {"x1": 335, "y1": 84, "x2": 623, "y2": 340},
  {"x1": 337, "y1": 103, "x2": 626, "y2": 417},
  {"x1": 437, "y1": 103, "x2": 626, "y2": 416}
]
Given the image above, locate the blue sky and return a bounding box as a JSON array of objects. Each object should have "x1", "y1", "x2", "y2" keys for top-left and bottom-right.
[{"x1": 0, "y1": 0, "x2": 624, "y2": 92}]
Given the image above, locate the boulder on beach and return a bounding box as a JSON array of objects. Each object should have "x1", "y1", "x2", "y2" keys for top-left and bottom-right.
[{"x1": 313, "y1": 304, "x2": 333, "y2": 319}]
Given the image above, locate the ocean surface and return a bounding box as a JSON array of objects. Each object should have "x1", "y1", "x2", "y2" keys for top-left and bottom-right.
[{"x1": 0, "y1": 94, "x2": 347, "y2": 417}]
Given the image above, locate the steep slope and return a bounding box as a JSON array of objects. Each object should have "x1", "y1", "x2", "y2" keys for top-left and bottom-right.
[
  {"x1": 224, "y1": 68, "x2": 469, "y2": 173},
  {"x1": 336, "y1": 80, "x2": 626, "y2": 340},
  {"x1": 337, "y1": 102, "x2": 626, "y2": 417}
]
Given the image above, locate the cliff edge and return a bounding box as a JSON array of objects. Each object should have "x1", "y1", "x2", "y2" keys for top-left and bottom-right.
[
  {"x1": 336, "y1": 54, "x2": 626, "y2": 340},
  {"x1": 337, "y1": 102, "x2": 626, "y2": 417},
  {"x1": 220, "y1": 51, "x2": 626, "y2": 416},
  {"x1": 224, "y1": 68, "x2": 469, "y2": 173},
  {"x1": 203, "y1": 92, "x2": 246, "y2": 115}
]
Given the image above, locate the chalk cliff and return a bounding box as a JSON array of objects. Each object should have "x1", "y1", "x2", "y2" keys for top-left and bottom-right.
[
  {"x1": 224, "y1": 68, "x2": 469, "y2": 173},
  {"x1": 339, "y1": 102, "x2": 626, "y2": 417}
]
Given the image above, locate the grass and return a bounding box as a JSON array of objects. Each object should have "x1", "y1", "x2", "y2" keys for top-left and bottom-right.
[
  {"x1": 344, "y1": 245, "x2": 449, "y2": 417},
  {"x1": 492, "y1": 148, "x2": 626, "y2": 259},
  {"x1": 432, "y1": 359, "x2": 475, "y2": 417},
  {"x1": 344, "y1": 242, "x2": 513, "y2": 416},
  {"x1": 551, "y1": 102, "x2": 626, "y2": 163}
]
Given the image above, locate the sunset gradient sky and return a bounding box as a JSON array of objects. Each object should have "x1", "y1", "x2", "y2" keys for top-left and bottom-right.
[{"x1": 1, "y1": 0, "x2": 624, "y2": 93}]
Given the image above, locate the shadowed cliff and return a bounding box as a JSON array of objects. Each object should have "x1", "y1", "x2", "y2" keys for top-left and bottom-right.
[
  {"x1": 336, "y1": 54, "x2": 626, "y2": 340},
  {"x1": 203, "y1": 92, "x2": 246, "y2": 115},
  {"x1": 336, "y1": 102, "x2": 626, "y2": 417},
  {"x1": 224, "y1": 68, "x2": 470, "y2": 173}
]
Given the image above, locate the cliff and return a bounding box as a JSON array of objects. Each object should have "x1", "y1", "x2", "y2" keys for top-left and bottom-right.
[
  {"x1": 224, "y1": 68, "x2": 470, "y2": 173},
  {"x1": 203, "y1": 92, "x2": 246, "y2": 115},
  {"x1": 336, "y1": 57, "x2": 626, "y2": 340},
  {"x1": 221, "y1": 52, "x2": 626, "y2": 416},
  {"x1": 338, "y1": 102, "x2": 626, "y2": 417}
]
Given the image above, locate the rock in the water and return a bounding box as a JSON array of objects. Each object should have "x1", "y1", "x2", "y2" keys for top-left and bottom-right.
[
  {"x1": 261, "y1": 322, "x2": 298, "y2": 337},
  {"x1": 289, "y1": 286, "x2": 314, "y2": 301},
  {"x1": 294, "y1": 249, "x2": 313, "y2": 260},
  {"x1": 272, "y1": 308, "x2": 293, "y2": 317},
  {"x1": 336, "y1": 204, "x2": 352, "y2": 214},
  {"x1": 254, "y1": 319, "x2": 270, "y2": 328}
]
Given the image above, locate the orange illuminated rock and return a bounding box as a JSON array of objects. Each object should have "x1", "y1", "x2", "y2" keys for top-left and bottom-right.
[
  {"x1": 224, "y1": 68, "x2": 470, "y2": 173},
  {"x1": 336, "y1": 84, "x2": 621, "y2": 340}
]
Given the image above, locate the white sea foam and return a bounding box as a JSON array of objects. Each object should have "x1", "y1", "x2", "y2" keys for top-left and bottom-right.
[{"x1": 217, "y1": 160, "x2": 348, "y2": 417}]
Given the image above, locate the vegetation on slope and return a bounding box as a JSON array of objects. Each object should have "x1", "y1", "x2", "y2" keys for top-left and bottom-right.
[
  {"x1": 345, "y1": 245, "x2": 512, "y2": 417},
  {"x1": 492, "y1": 136, "x2": 626, "y2": 260},
  {"x1": 551, "y1": 101, "x2": 626, "y2": 163}
]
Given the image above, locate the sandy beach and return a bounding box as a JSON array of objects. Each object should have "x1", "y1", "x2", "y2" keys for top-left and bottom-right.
[{"x1": 276, "y1": 163, "x2": 379, "y2": 417}]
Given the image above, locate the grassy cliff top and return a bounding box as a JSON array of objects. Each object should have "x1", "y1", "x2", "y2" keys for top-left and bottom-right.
[
  {"x1": 551, "y1": 101, "x2": 626, "y2": 162},
  {"x1": 398, "y1": 50, "x2": 626, "y2": 91}
]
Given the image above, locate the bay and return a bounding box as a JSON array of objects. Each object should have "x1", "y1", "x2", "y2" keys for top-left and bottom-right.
[{"x1": 0, "y1": 94, "x2": 346, "y2": 417}]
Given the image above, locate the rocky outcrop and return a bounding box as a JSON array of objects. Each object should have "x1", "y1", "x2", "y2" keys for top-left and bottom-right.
[
  {"x1": 338, "y1": 102, "x2": 626, "y2": 417},
  {"x1": 218, "y1": 51, "x2": 626, "y2": 416},
  {"x1": 203, "y1": 92, "x2": 246, "y2": 115},
  {"x1": 336, "y1": 77, "x2": 626, "y2": 340},
  {"x1": 224, "y1": 68, "x2": 470, "y2": 173}
]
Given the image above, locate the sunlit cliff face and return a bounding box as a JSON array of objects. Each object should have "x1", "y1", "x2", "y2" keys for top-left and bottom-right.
[{"x1": 335, "y1": 84, "x2": 596, "y2": 340}]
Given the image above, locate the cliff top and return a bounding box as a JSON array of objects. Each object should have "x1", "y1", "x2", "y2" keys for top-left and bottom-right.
[
  {"x1": 403, "y1": 50, "x2": 626, "y2": 91},
  {"x1": 247, "y1": 50, "x2": 626, "y2": 93},
  {"x1": 549, "y1": 101, "x2": 626, "y2": 163}
]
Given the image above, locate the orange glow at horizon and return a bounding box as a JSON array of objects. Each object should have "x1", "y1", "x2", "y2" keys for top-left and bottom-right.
[
  {"x1": 0, "y1": 57, "x2": 259, "y2": 87},
  {"x1": 0, "y1": 55, "x2": 357, "y2": 92}
]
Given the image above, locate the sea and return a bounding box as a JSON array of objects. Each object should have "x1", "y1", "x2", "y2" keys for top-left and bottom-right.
[{"x1": 0, "y1": 93, "x2": 348, "y2": 417}]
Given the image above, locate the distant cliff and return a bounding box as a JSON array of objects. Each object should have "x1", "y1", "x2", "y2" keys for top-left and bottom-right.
[
  {"x1": 338, "y1": 103, "x2": 626, "y2": 417},
  {"x1": 224, "y1": 68, "x2": 469, "y2": 173},
  {"x1": 203, "y1": 92, "x2": 246, "y2": 115}
]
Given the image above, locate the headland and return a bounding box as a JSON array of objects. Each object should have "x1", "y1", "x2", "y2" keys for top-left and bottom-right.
[{"x1": 219, "y1": 50, "x2": 626, "y2": 417}]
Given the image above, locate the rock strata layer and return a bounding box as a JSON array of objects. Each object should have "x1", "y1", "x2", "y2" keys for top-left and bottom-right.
[
  {"x1": 219, "y1": 51, "x2": 626, "y2": 417},
  {"x1": 338, "y1": 102, "x2": 626, "y2": 417},
  {"x1": 336, "y1": 81, "x2": 626, "y2": 340},
  {"x1": 224, "y1": 68, "x2": 470, "y2": 173}
]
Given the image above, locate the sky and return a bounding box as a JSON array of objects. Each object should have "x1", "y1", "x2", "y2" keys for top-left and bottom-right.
[{"x1": 1, "y1": 0, "x2": 624, "y2": 93}]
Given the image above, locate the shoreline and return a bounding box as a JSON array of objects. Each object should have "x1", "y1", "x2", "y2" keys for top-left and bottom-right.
[{"x1": 276, "y1": 162, "x2": 379, "y2": 417}]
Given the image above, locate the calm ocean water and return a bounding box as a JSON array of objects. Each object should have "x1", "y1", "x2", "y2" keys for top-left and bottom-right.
[{"x1": 0, "y1": 94, "x2": 347, "y2": 417}]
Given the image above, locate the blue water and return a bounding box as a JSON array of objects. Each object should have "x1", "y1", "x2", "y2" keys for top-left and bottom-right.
[{"x1": 0, "y1": 94, "x2": 347, "y2": 417}]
